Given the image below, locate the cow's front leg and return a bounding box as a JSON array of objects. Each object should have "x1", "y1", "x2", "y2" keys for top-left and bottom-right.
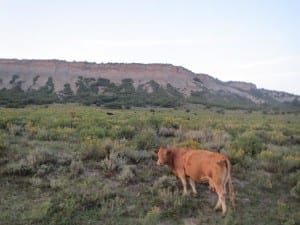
[
  {"x1": 188, "y1": 177, "x2": 198, "y2": 197},
  {"x1": 179, "y1": 175, "x2": 188, "y2": 196}
]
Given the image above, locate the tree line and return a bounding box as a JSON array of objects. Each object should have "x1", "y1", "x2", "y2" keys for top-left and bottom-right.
[{"x1": 0, "y1": 76, "x2": 183, "y2": 108}]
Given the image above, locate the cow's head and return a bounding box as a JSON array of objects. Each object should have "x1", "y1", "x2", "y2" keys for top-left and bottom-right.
[{"x1": 155, "y1": 146, "x2": 172, "y2": 166}]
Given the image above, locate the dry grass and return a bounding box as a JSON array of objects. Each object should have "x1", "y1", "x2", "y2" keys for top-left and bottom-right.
[{"x1": 0, "y1": 105, "x2": 299, "y2": 225}]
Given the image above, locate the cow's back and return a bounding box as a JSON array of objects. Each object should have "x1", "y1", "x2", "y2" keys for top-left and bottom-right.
[{"x1": 183, "y1": 150, "x2": 227, "y2": 182}]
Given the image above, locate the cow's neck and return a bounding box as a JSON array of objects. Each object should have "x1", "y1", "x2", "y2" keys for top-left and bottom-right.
[{"x1": 167, "y1": 152, "x2": 175, "y2": 171}]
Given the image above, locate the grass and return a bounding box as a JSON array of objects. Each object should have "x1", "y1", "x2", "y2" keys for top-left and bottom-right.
[{"x1": 0, "y1": 104, "x2": 299, "y2": 225}]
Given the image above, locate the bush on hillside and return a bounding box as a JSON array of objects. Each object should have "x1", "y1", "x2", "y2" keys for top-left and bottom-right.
[
  {"x1": 230, "y1": 131, "x2": 264, "y2": 156},
  {"x1": 80, "y1": 136, "x2": 110, "y2": 161},
  {"x1": 0, "y1": 133, "x2": 8, "y2": 157},
  {"x1": 135, "y1": 128, "x2": 160, "y2": 151}
]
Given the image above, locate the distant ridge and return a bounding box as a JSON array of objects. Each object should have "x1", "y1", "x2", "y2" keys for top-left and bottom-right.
[{"x1": 0, "y1": 58, "x2": 299, "y2": 110}]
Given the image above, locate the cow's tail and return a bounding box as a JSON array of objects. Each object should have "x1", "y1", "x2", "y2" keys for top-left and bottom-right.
[{"x1": 224, "y1": 158, "x2": 235, "y2": 209}]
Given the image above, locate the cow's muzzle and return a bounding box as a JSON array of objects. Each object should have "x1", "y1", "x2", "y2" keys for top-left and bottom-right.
[{"x1": 156, "y1": 161, "x2": 163, "y2": 166}]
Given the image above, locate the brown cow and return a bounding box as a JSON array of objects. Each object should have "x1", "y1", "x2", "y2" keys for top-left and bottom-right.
[{"x1": 155, "y1": 146, "x2": 235, "y2": 216}]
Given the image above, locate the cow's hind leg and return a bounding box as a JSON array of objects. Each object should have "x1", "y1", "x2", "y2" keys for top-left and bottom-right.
[
  {"x1": 220, "y1": 193, "x2": 226, "y2": 217},
  {"x1": 188, "y1": 177, "x2": 197, "y2": 197},
  {"x1": 214, "y1": 197, "x2": 221, "y2": 211},
  {"x1": 214, "y1": 185, "x2": 226, "y2": 216}
]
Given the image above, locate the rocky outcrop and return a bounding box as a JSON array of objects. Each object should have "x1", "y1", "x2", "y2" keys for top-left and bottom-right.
[
  {"x1": 0, "y1": 58, "x2": 299, "y2": 106},
  {"x1": 226, "y1": 81, "x2": 257, "y2": 91}
]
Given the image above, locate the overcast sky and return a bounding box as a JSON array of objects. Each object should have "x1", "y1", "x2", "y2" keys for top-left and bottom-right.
[{"x1": 0, "y1": 0, "x2": 299, "y2": 95}]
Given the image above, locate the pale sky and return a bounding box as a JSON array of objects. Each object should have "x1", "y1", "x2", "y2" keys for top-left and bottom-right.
[{"x1": 0, "y1": 0, "x2": 299, "y2": 95}]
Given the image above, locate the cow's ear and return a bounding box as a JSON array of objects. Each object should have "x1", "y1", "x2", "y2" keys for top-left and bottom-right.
[{"x1": 154, "y1": 149, "x2": 159, "y2": 154}]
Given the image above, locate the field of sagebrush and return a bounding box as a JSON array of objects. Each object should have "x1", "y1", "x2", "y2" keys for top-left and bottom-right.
[{"x1": 0, "y1": 105, "x2": 299, "y2": 225}]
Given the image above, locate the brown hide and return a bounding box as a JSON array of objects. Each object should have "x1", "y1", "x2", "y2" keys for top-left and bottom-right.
[
  {"x1": 183, "y1": 150, "x2": 227, "y2": 185},
  {"x1": 155, "y1": 147, "x2": 235, "y2": 216}
]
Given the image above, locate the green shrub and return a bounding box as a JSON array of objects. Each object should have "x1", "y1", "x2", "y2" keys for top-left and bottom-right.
[
  {"x1": 2, "y1": 159, "x2": 33, "y2": 176},
  {"x1": 2, "y1": 147, "x2": 70, "y2": 176},
  {"x1": 27, "y1": 148, "x2": 58, "y2": 168},
  {"x1": 257, "y1": 174, "x2": 273, "y2": 190},
  {"x1": 79, "y1": 127, "x2": 106, "y2": 138},
  {"x1": 153, "y1": 175, "x2": 178, "y2": 190},
  {"x1": 288, "y1": 171, "x2": 300, "y2": 187},
  {"x1": 36, "y1": 127, "x2": 50, "y2": 141},
  {"x1": 179, "y1": 139, "x2": 201, "y2": 149},
  {"x1": 122, "y1": 149, "x2": 153, "y2": 163},
  {"x1": 154, "y1": 188, "x2": 198, "y2": 218},
  {"x1": 114, "y1": 125, "x2": 136, "y2": 140},
  {"x1": 7, "y1": 123, "x2": 24, "y2": 136},
  {"x1": 96, "y1": 195, "x2": 127, "y2": 221},
  {"x1": 100, "y1": 151, "x2": 127, "y2": 172},
  {"x1": 259, "y1": 148, "x2": 300, "y2": 173},
  {"x1": 118, "y1": 165, "x2": 136, "y2": 184},
  {"x1": 24, "y1": 121, "x2": 38, "y2": 139},
  {"x1": 162, "y1": 118, "x2": 180, "y2": 129},
  {"x1": 141, "y1": 206, "x2": 161, "y2": 225},
  {"x1": 295, "y1": 182, "x2": 300, "y2": 197},
  {"x1": 0, "y1": 133, "x2": 8, "y2": 156},
  {"x1": 224, "y1": 208, "x2": 237, "y2": 225},
  {"x1": 0, "y1": 117, "x2": 8, "y2": 129},
  {"x1": 267, "y1": 130, "x2": 289, "y2": 145},
  {"x1": 184, "y1": 130, "x2": 203, "y2": 143},
  {"x1": 276, "y1": 200, "x2": 298, "y2": 224},
  {"x1": 282, "y1": 155, "x2": 300, "y2": 173},
  {"x1": 290, "y1": 180, "x2": 300, "y2": 198},
  {"x1": 230, "y1": 132, "x2": 264, "y2": 156},
  {"x1": 70, "y1": 160, "x2": 84, "y2": 177},
  {"x1": 147, "y1": 116, "x2": 163, "y2": 131},
  {"x1": 158, "y1": 126, "x2": 181, "y2": 137},
  {"x1": 210, "y1": 130, "x2": 231, "y2": 150},
  {"x1": 225, "y1": 124, "x2": 247, "y2": 138},
  {"x1": 42, "y1": 192, "x2": 79, "y2": 224},
  {"x1": 49, "y1": 177, "x2": 68, "y2": 190},
  {"x1": 184, "y1": 128, "x2": 214, "y2": 143},
  {"x1": 31, "y1": 198, "x2": 51, "y2": 221},
  {"x1": 37, "y1": 180, "x2": 116, "y2": 224},
  {"x1": 258, "y1": 150, "x2": 282, "y2": 173},
  {"x1": 30, "y1": 177, "x2": 46, "y2": 188},
  {"x1": 55, "y1": 127, "x2": 74, "y2": 141},
  {"x1": 227, "y1": 147, "x2": 245, "y2": 164},
  {"x1": 46, "y1": 128, "x2": 61, "y2": 141},
  {"x1": 135, "y1": 128, "x2": 160, "y2": 151},
  {"x1": 80, "y1": 136, "x2": 108, "y2": 161},
  {"x1": 36, "y1": 164, "x2": 54, "y2": 177}
]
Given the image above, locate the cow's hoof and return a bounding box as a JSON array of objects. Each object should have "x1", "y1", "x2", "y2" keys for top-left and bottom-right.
[
  {"x1": 214, "y1": 206, "x2": 221, "y2": 211},
  {"x1": 192, "y1": 193, "x2": 198, "y2": 197}
]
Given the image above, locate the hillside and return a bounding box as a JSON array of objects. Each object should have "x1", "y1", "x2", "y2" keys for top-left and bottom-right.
[{"x1": 0, "y1": 59, "x2": 299, "y2": 110}]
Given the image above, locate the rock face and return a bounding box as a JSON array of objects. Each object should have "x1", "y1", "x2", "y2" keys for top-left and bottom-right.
[
  {"x1": 226, "y1": 81, "x2": 257, "y2": 91},
  {"x1": 0, "y1": 59, "x2": 198, "y2": 94},
  {"x1": 0, "y1": 58, "x2": 299, "y2": 106}
]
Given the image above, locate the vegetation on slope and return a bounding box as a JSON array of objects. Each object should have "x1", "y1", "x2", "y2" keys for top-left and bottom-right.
[
  {"x1": 0, "y1": 105, "x2": 299, "y2": 225},
  {"x1": 0, "y1": 76, "x2": 184, "y2": 108},
  {"x1": 1, "y1": 74, "x2": 299, "y2": 111}
]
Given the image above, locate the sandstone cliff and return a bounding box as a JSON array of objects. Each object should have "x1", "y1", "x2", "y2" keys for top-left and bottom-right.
[{"x1": 0, "y1": 59, "x2": 299, "y2": 107}]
